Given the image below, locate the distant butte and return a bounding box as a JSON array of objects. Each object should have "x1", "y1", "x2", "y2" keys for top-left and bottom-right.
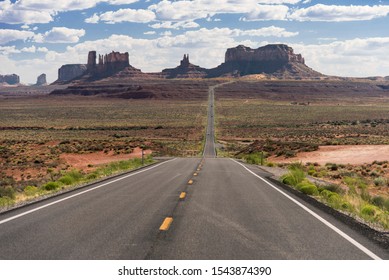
[
  {"x1": 54, "y1": 44, "x2": 324, "y2": 84},
  {"x1": 0, "y1": 74, "x2": 20, "y2": 85},
  {"x1": 162, "y1": 54, "x2": 208, "y2": 78},
  {"x1": 207, "y1": 44, "x2": 322, "y2": 78}
]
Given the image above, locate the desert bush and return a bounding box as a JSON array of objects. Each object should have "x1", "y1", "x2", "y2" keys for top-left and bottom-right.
[
  {"x1": 360, "y1": 204, "x2": 377, "y2": 217},
  {"x1": 42, "y1": 181, "x2": 60, "y2": 191},
  {"x1": 371, "y1": 196, "x2": 386, "y2": 208},
  {"x1": 297, "y1": 181, "x2": 318, "y2": 195},
  {"x1": 318, "y1": 184, "x2": 343, "y2": 194},
  {"x1": 58, "y1": 175, "x2": 75, "y2": 185},
  {"x1": 0, "y1": 186, "x2": 16, "y2": 199},
  {"x1": 373, "y1": 177, "x2": 387, "y2": 187},
  {"x1": 384, "y1": 199, "x2": 389, "y2": 211},
  {"x1": 24, "y1": 185, "x2": 39, "y2": 196},
  {"x1": 244, "y1": 152, "x2": 265, "y2": 165},
  {"x1": 59, "y1": 170, "x2": 84, "y2": 185},
  {"x1": 281, "y1": 164, "x2": 305, "y2": 187},
  {"x1": 0, "y1": 196, "x2": 14, "y2": 207},
  {"x1": 343, "y1": 176, "x2": 367, "y2": 193}
]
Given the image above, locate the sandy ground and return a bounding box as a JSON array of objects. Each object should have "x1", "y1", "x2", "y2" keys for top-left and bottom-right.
[
  {"x1": 270, "y1": 145, "x2": 389, "y2": 165},
  {"x1": 60, "y1": 147, "x2": 152, "y2": 170}
]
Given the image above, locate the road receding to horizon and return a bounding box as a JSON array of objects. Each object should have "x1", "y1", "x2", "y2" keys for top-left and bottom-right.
[{"x1": 0, "y1": 82, "x2": 388, "y2": 260}]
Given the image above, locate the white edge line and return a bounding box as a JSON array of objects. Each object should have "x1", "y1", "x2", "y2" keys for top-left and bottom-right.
[
  {"x1": 0, "y1": 158, "x2": 177, "y2": 225},
  {"x1": 230, "y1": 158, "x2": 382, "y2": 260}
]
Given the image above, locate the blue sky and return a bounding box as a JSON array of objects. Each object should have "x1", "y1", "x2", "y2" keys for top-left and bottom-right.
[{"x1": 1, "y1": 0, "x2": 389, "y2": 83}]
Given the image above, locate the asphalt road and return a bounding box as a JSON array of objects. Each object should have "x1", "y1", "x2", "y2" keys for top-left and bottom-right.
[
  {"x1": 0, "y1": 83, "x2": 388, "y2": 259},
  {"x1": 203, "y1": 83, "x2": 217, "y2": 158}
]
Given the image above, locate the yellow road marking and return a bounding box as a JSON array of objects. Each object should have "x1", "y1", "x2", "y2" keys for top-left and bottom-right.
[
  {"x1": 188, "y1": 179, "x2": 193, "y2": 185},
  {"x1": 193, "y1": 172, "x2": 198, "y2": 176},
  {"x1": 179, "y1": 192, "x2": 186, "y2": 199},
  {"x1": 159, "y1": 217, "x2": 173, "y2": 231}
]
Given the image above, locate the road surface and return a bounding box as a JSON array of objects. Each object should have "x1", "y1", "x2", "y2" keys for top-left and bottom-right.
[{"x1": 0, "y1": 83, "x2": 388, "y2": 259}]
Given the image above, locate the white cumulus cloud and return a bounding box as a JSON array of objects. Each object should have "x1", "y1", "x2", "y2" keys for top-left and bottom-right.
[
  {"x1": 0, "y1": 29, "x2": 35, "y2": 44},
  {"x1": 85, "y1": 8, "x2": 156, "y2": 24},
  {"x1": 150, "y1": 21, "x2": 200, "y2": 29},
  {"x1": 289, "y1": 4, "x2": 389, "y2": 21},
  {"x1": 149, "y1": 0, "x2": 291, "y2": 22},
  {"x1": 35, "y1": 27, "x2": 86, "y2": 43}
]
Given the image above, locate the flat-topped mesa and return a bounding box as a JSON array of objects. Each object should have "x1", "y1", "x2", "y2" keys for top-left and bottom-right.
[
  {"x1": 208, "y1": 43, "x2": 320, "y2": 78},
  {"x1": 87, "y1": 50, "x2": 130, "y2": 77},
  {"x1": 225, "y1": 44, "x2": 305, "y2": 64}
]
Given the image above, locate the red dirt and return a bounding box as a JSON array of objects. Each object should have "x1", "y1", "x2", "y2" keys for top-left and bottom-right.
[
  {"x1": 270, "y1": 145, "x2": 389, "y2": 165},
  {"x1": 60, "y1": 147, "x2": 152, "y2": 171}
]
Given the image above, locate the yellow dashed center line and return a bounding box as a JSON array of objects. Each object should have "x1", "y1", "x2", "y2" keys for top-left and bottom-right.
[
  {"x1": 188, "y1": 179, "x2": 193, "y2": 185},
  {"x1": 159, "y1": 217, "x2": 173, "y2": 231},
  {"x1": 179, "y1": 192, "x2": 186, "y2": 199}
]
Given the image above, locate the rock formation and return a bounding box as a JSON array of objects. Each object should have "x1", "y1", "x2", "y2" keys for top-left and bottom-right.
[
  {"x1": 35, "y1": 73, "x2": 47, "y2": 86},
  {"x1": 162, "y1": 54, "x2": 208, "y2": 78},
  {"x1": 207, "y1": 44, "x2": 322, "y2": 78},
  {"x1": 87, "y1": 51, "x2": 130, "y2": 78},
  {"x1": 54, "y1": 44, "x2": 323, "y2": 83},
  {"x1": 0, "y1": 74, "x2": 20, "y2": 85},
  {"x1": 57, "y1": 64, "x2": 88, "y2": 82}
]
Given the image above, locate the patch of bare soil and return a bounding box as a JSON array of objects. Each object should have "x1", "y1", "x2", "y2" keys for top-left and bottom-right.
[
  {"x1": 60, "y1": 147, "x2": 152, "y2": 171},
  {"x1": 270, "y1": 145, "x2": 389, "y2": 165}
]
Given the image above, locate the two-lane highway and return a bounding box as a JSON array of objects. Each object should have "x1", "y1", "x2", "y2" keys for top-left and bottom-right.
[
  {"x1": 0, "y1": 82, "x2": 388, "y2": 260},
  {"x1": 0, "y1": 158, "x2": 199, "y2": 259}
]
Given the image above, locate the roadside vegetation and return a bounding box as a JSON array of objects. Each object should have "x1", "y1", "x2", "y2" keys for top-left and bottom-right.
[
  {"x1": 0, "y1": 157, "x2": 154, "y2": 209},
  {"x1": 239, "y1": 157, "x2": 389, "y2": 230}
]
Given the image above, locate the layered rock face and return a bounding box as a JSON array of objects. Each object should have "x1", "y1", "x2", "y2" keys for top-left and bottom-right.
[
  {"x1": 56, "y1": 51, "x2": 131, "y2": 83},
  {"x1": 0, "y1": 74, "x2": 20, "y2": 85},
  {"x1": 162, "y1": 54, "x2": 208, "y2": 78},
  {"x1": 58, "y1": 64, "x2": 87, "y2": 82},
  {"x1": 87, "y1": 51, "x2": 130, "y2": 78},
  {"x1": 225, "y1": 44, "x2": 305, "y2": 64},
  {"x1": 208, "y1": 44, "x2": 320, "y2": 78},
  {"x1": 35, "y1": 73, "x2": 47, "y2": 86}
]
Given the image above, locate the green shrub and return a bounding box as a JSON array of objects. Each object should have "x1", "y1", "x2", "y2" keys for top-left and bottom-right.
[
  {"x1": 24, "y1": 185, "x2": 39, "y2": 196},
  {"x1": 299, "y1": 183, "x2": 318, "y2": 195},
  {"x1": 0, "y1": 186, "x2": 16, "y2": 199},
  {"x1": 244, "y1": 152, "x2": 266, "y2": 165},
  {"x1": 373, "y1": 177, "x2": 387, "y2": 187},
  {"x1": 66, "y1": 170, "x2": 83, "y2": 181},
  {"x1": 361, "y1": 205, "x2": 376, "y2": 217},
  {"x1": 384, "y1": 199, "x2": 389, "y2": 211},
  {"x1": 320, "y1": 189, "x2": 339, "y2": 200},
  {"x1": 42, "y1": 181, "x2": 60, "y2": 191},
  {"x1": 58, "y1": 175, "x2": 75, "y2": 185},
  {"x1": 371, "y1": 196, "x2": 385, "y2": 208},
  {"x1": 318, "y1": 184, "x2": 343, "y2": 194},
  {"x1": 341, "y1": 201, "x2": 353, "y2": 211},
  {"x1": 0, "y1": 196, "x2": 14, "y2": 207},
  {"x1": 281, "y1": 165, "x2": 305, "y2": 187}
]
